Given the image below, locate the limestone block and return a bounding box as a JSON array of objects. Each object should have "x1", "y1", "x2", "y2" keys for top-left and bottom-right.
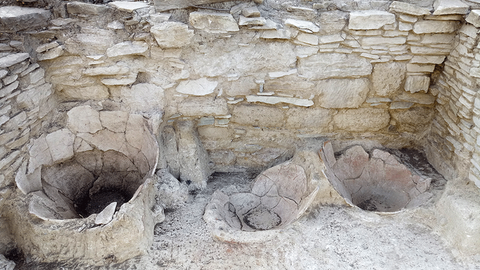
[
  {"x1": 405, "y1": 75, "x2": 430, "y2": 93},
  {"x1": 178, "y1": 96, "x2": 228, "y2": 116},
  {"x1": 189, "y1": 42, "x2": 296, "y2": 77},
  {"x1": 316, "y1": 78, "x2": 369, "y2": 108},
  {"x1": 0, "y1": 81, "x2": 19, "y2": 98},
  {"x1": 159, "y1": 126, "x2": 180, "y2": 178},
  {"x1": 372, "y1": 62, "x2": 406, "y2": 97},
  {"x1": 243, "y1": 6, "x2": 260, "y2": 17},
  {"x1": 421, "y1": 34, "x2": 455, "y2": 44},
  {"x1": 286, "y1": 108, "x2": 332, "y2": 129},
  {"x1": 37, "y1": 46, "x2": 64, "y2": 61},
  {"x1": 396, "y1": 92, "x2": 436, "y2": 104},
  {"x1": 294, "y1": 33, "x2": 319, "y2": 46},
  {"x1": 151, "y1": 22, "x2": 194, "y2": 48},
  {"x1": 433, "y1": 0, "x2": 469, "y2": 15},
  {"x1": 413, "y1": 21, "x2": 458, "y2": 34},
  {"x1": 65, "y1": 30, "x2": 115, "y2": 55},
  {"x1": 0, "y1": 6, "x2": 51, "y2": 32},
  {"x1": 61, "y1": 85, "x2": 109, "y2": 100},
  {"x1": 410, "y1": 46, "x2": 450, "y2": 55},
  {"x1": 319, "y1": 33, "x2": 345, "y2": 44},
  {"x1": 0, "y1": 53, "x2": 29, "y2": 69},
  {"x1": 349, "y1": 11, "x2": 396, "y2": 30},
  {"x1": 284, "y1": 18, "x2": 319, "y2": 33},
  {"x1": 154, "y1": 0, "x2": 234, "y2": 11},
  {"x1": 66, "y1": 2, "x2": 109, "y2": 15},
  {"x1": 225, "y1": 77, "x2": 256, "y2": 96},
  {"x1": 436, "y1": 183, "x2": 480, "y2": 256},
  {"x1": 238, "y1": 16, "x2": 266, "y2": 26},
  {"x1": 318, "y1": 11, "x2": 348, "y2": 35},
  {"x1": 106, "y1": 41, "x2": 148, "y2": 58},
  {"x1": 155, "y1": 170, "x2": 189, "y2": 210},
  {"x1": 189, "y1": 12, "x2": 239, "y2": 33},
  {"x1": 410, "y1": 55, "x2": 446, "y2": 64},
  {"x1": 108, "y1": 1, "x2": 149, "y2": 12},
  {"x1": 246, "y1": 95, "x2": 314, "y2": 107},
  {"x1": 361, "y1": 37, "x2": 406, "y2": 46},
  {"x1": 389, "y1": 1, "x2": 431, "y2": 16},
  {"x1": 298, "y1": 53, "x2": 372, "y2": 80},
  {"x1": 101, "y1": 74, "x2": 137, "y2": 86},
  {"x1": 466, "y1": 10, "x2": 480, "y2": 28},
  {"x1": 390, "y1": 107, "x2": 434, "y2": 128},
  {"x1": 46, "y1": 129, "x2": 75, "y2": 163},
  {"x1": 176, "y1": 78, "x2": 217, "y2": 96},
  {"x1": 67, "y1": 105, "x2": 103, "y2": 134},
  {"x1": 334, "y1": 108, "x2": 390, "y2": 132},
  {"x1": 122, "y1": 83, "x2": 164, "y2": 113},
  {"x1": 107, "y1": 21, "x2": 124, "y2": 30},
  {"x1": 407, "y1": 64, "x2": 435, "y2": 73},
  {"x1": 232, "y1": 105, "x2": 284, "y2": 127},
  {"x1": 83, "y1": 63, "x2": 129, "y2": 76},
  {"x1": 174, "y1": 120, "x2": 212, "y2": 190},
  {"x1": 28, "y1": 135, "x2": 53, "y2": 173},
  {"x1": 260, "y1": 29, "x2": 292, "y2": 39}
]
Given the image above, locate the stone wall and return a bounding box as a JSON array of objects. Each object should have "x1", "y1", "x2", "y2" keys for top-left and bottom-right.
[
  {"x1": 23, "y1": 0, "x2": 474, "y2": 174},
  {"x1": 1, "y1": 1, "x2": 480, "y2": 191}
]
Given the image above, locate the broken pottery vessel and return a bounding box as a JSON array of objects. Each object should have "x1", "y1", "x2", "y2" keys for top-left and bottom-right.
[
  {"x1": 319, "y1": 141, "x2": 433, "y2": 212},
  {"x1": 204, "y1": 150, "x2": 344, "y2": 243},
  {"x1": 8, "y1": 109, "x2": 162, "y2": 265}
]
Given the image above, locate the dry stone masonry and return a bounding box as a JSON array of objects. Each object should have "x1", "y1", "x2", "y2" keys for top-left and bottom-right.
[{"x1": 0, "y1": 0, "x2": 480, "y2": 267}]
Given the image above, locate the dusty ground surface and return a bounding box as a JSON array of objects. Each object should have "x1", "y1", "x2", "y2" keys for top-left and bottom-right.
[{"x1": 12, "y1": 171, "x2": 480, "y2": 270}]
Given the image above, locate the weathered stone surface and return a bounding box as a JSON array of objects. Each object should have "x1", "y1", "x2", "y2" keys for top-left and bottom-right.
[
  {"x1": 60, "y1": 85, "x2": 109, "y2": 100},
  {"x1": 106, "y1": 41, "x2": 148, "y2": 58},
  {"x1": 407, "y1": 64, "x2": 435, "y2": 73},
  {"x1": 0, "y1": 53, "x2": 29, "y2": 69},
  {"x1": 122, "y1": 83, "x2": 164, "y2": 113},
  {"x1": 243, "y1": 6, "x2": 260, "y2": 17},
  {"x1": 45, "y1": 129, "x2": 75, "y2": 163},
  {"x1": 37, "y1": 46, "x2": 64, "y2": 61},
  {"x1": 108, "y1": 1, "x2": 149, "y2": 12},
  {"x1": 155, "y1": 169, "x2": 188, "y2": 210},
  {"x1": 286, "y1": 108, "x2": 332, "y2": 130},
  {"x1": 28, "y1": 135, "x2": 52, "y2": 173},
  {"x1": 397, "y1": 92, "x2": 436, "y2": 104},
  {"x1": 83, "y1": 63, "x2": 129, "y2": 76},
  {"x1": 361, "y1": 37, "x2": 406, "y2": 46},
  {"x1": 66, "y1": 2, "x2": 109, "y2": 15},
  {"x1": 349, "y1": 11, "x2": 396, "y2": 30},
  {"x1": 232, "y1": 105, "x2": 284, "y2": 127},
  {"x1": 101, "y1": 74, "x2": 137, "y2": 86},
  {"x1": 179, "y1": 96, "x2": 228, "y2": 117},
  {"x1": 67, "y1": 105, "x2": 102, "y2": 134},
  {"x1": 189, "y1": 12, "x2": 239, "y2": 33},
  {"x1": 238, "y1": 16, "x2": 266, "y2": 26},
  {"x1": 405, "y1": 76, "x2": 430, "y2": 93},
  {"x1": 174, "y1": 120, "x2": 212, "y2": 190},
  {"x1": 319, "y1": 11, "x2": 348, "y2": 35},
  {"x1": 189, "y1": 42, "x2": 296, "y2": 77},
  {"x1": 0, "y1": 254, "x2": 15, "y2": 270},
  {"x1": 176, "y1": 78, "x2": 217, "y2": 96},
  {"x1": 95, "y1": 202, "x2": 117, "y2": 225},
  {"x1": 334, "y1": 108, "x2": 390, "y2": 132},
  {"x1": 294, "y1": 33, "x2": 319, "y2": 46},
  {"x1": 99, "y1": 111, "x2": 128, "y2": 133},
  {"x1": 413, "y1": 21, "x2": 458, "y2": 34},
  {"x1": 466, "y1": 10, "x2": 480, "y2": 28},
  {"x1": 65, "y1": 29, "x2": 115, "y2": 55},
  {"x1": 285, "y1": 18, "x2": 319, "y2": 33},
  {"x1": 316, "y1": 78, "x2": 369, "y2": 108},
  {"x1": 150, "y1": 22, "x2": 194, "y2": 48},
  {"x1": 433, "y1": 0, "x2": 469, "y2": 15},
  {"x1": 246, "y1": 95, "x2": 314, "y2": 107},
  {"x1": 390, "y1": 107, "x2": 434, "y2": 127},
  {"x1": 410, "y1": 55, "x2": 446, "y2": 64},
  {"x1": 154, "y1": 0, "x2": 234, "y2": 11},
  {"x1": 389, "y1": 1, "x2": 431, "y2": 16},
  {"x1": 0, "y1": 6, "x2": 51, "y2": 32},
  {"x1": 260, "y1": 29, "x2": 292, "y2": 39},
  {"x1": 298, "y1": 53, "x2": 372, "y2": 80},
  {"x1": 372, "y1": 62, "x2": 406, "y2": 97}
]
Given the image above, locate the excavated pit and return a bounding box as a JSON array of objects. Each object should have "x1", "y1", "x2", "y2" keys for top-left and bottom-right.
[
  {"x1": 320, "y1": 141, "x2": 441, "y2": 213},
  {"x1": 10, "y1": 110, "x2": 162, "y2": 264}
]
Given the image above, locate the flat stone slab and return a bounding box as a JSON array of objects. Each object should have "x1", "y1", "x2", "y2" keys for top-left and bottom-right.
[
  {"x1": 0, "y1": 53, "x2": 29, "y2": 69},
  {"x1": 109, "y1": 1, "x2": 149, "y2": 11},
  {"x1": 0, "y1": 6, "x2": 51, "y2": 32},
  {"x1": 154, "y1": 0, "x2": 240, "y2": 11},
  {"x1": 349, "y1": 10, "x2": 396, "y2": 30}
]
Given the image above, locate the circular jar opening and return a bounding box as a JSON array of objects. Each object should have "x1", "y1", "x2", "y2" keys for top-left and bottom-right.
[{"x1": 320, "y1": 142, "x2": 433, "y2": 213}]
